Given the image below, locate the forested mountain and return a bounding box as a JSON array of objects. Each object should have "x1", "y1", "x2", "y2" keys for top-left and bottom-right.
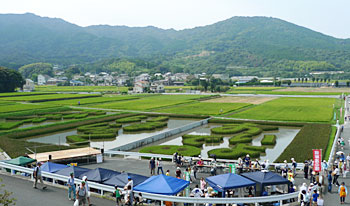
[{"x1": 1, "y1": 13, "x2": 350, "y2": 77}]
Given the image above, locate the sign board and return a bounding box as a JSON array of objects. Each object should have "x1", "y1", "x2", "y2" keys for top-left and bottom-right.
[
  {"x1": 96, "y1": 154, "x2": 103, "y2": 163},
  {"x1": 229, "y1": 164, "x2": 236, "y2": 174},
  {"x1": 313, "y1": 149, "x2": 322, "y2": 172}
]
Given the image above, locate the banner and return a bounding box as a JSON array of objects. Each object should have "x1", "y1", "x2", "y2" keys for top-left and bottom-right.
[{"x1": 313, "y1": 149, "x2": 322, "y2": 172}]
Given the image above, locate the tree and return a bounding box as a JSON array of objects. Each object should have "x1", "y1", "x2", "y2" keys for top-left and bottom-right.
[
  {"x1": 0, "y1": 67, "x2": 25, "y2": 93},
  {"x1": 0, "y1": 179, "x2": 16, "y2": 205},
  {"x1": 347, "y1": 81, "x2": 350, "y2": 87},
  {"x1": 335, "y1": 80, "x2": 339, "y2": 87}
]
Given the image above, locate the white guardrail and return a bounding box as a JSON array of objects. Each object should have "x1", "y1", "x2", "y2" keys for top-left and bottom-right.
[{"x1": 0, "y1": 161, "x2": 298, "y2": 205}]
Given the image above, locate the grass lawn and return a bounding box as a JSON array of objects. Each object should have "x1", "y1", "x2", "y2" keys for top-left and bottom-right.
[
  {"x1": 230, "y1": 97, "x2": 335, "y2": 122},
  {"x1": 42, "y1": 95, "x2": 139, "y2": 106},
  {"x1": 1, "y1": 93, "x2": 100, "y2": 102},
  {"x1": 91, "y1": 95, "x2": 204, "y2": 111},
  {"x1": 35, "y1": 85, "x2": 129, "y2": 92},
  {"x1": 0, "y1": 103, "x2": 56, "y2": 114},
  {"x1": 156, "y1": 102, "x2": 251, "y2": 115}
]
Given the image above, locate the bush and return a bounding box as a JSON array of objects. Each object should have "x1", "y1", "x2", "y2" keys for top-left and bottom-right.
[
  {"x1": 275, "y1": 124, "x2": 332, "y2": 162},
  {"x1": 147, "y1": 116, "x2": 169, "y2": 122},
  {"x1": 139, "y1": 145, "x2": 201, "y2": 157},
  {"x1": 123, "y1": 121, "x2": 167, "y2": 132},
  {"x1": 208, "y1": 144, "x2": 266, "y2": 159},
  {"x1": 116, "y1": 115, "x2": 147, "y2": 123},
  {"x1": 182, "y1": 134, "x2": 223, "y2": 147},
  {"x1": 261, "y1": 135, "x2": 276, "y2": 145}
]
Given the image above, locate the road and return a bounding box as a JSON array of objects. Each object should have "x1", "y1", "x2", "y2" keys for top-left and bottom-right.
[{"x1": 0, "y1": 173, "x2": 115, "y2": 206}]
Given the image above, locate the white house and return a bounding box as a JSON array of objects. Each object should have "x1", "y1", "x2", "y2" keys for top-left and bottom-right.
[
  {"x1": 23, "y1": 79, "x2": 35, "y2": 92},
  {"x1": 150, "y1": 82, "x2": 165, "y2": 93},
  {"x1": 133, "y1": 81, "x2": 149, "y2": 93},
  {"x1": 37, "y1": 74, "x2": 51, "y2": 85}
]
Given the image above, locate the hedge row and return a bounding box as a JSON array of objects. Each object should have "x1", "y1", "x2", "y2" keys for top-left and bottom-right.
[
  {"x1": 0, "y1": 117, "x2": 48, "y2": 130},
  {"x1": 182, "y1": 134, "x2": 223, "y2": 147},
  {"x1": 116, "y1": 115, "x2": 147, "y2": 123},
  {"x1": 211, "y1": 123, "x2": 261, "y2": 135},
  {"x1": 275, "y1": 124, "x2": 332, "y2": 162},
  {"x1": 144, "y1": 113, "x2": 209, "y2": 119},
  {"x1": 139, "y1": 145, "x2": 201, "y2": 157},
  {"x1": 123, "y1": 121, "x2": 167, "y2": 132},
  {"x1": 66, "y1": 135, "x2": 89, "y2": 146},
  {"x1": 63, "y1": 113, "x2": 89, "y2": 119},
  {"x1": 0, "y1": 113, "x2": 132, "y2": 139},
  {"x1": 208, "y1": 144, "x2": 266, "y2": 159},
  {"x1": 261, "y1": 135, "x2": 277, "y2": 145}
]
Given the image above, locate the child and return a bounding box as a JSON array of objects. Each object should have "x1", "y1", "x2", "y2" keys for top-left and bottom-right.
[
  {"x1": 339, "y1": 182, "x2": 348, "y2": 204},
  {"x1": 113, "y1": 185, "x2": 121, "y2": 206}
]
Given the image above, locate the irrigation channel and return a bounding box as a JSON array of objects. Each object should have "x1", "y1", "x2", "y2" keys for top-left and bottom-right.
[{"x1": 26, "y1": 116, "x2": 300, "y2": 161}]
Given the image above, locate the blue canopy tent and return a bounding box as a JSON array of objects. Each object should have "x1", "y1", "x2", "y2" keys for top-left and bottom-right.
[
  {"x1": 55, "y1": 166, "x2": 90, "y2": 178},
  {"x1": 134, "y1": 174, "x2": 190, "y2": 195},
  {"x1": 103, "y1": 172, "x2": 148, "y2": 187},
  {"x1": 79, "y1": 168, "x2": 121, "y2": 183},
  {"x1": 41, "y1": 162, "x2": 68, "y2": 173},
  {"x1": 206, "y1": 173, "x2": 256, "y2": 197},
  {"x1": 241, "y1": 171, "x2": 291, "y2": 195}
]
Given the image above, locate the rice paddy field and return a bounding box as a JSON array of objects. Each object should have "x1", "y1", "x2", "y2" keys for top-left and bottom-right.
[
  {"x1": 230, "y1": 97, "x2": 336, "y2": 122},
  {"x1": 35, "y1": 85, "x2": 129, "y2": 92},
  {"x1": 0, "y1": 93, "x2": 100, "y2": 102},
  {"x1": 91, "y1": 94, "x2": 205, "y2": 111},
  {"x1": 41, "y1": 95, "x2": 139, "y2": 106},
  {"x1": 156, "y1": 102, "x2": 251, "y2": 115},
  {"x1": 227, "y1": 86, "x2": 347, "y2": 95},
  {"x1": 0, "y1": 103, "x2": 57, "y2": 113}
]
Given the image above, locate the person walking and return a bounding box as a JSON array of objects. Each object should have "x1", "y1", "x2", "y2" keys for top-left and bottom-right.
[
  {"x1": 149, "y1": 157, "x2": 155, "y2": 175},
  {"x1": 113, "y1": 185, "x2": 121, "y2": 206},
  {"x1": 192, "y1": 164, "x2": 198, "y2": 180},
  {"x1": 157, "y1": 158, "x2": 164, "y2": 175},
  {"x1": 291, "y1": 158, "x2": 297, "y2": 177},
  {"x1": 200, "y1": 177, "x2": 207, "y2": 193},
  {"x1": 67, "y1": 173, "x2": 76, "y2": 201},
  {"x1": 82, "y1": 176, "x2": 91, "y2": 206},
  {"x1": 76, "y1": 181, "x2": 87, "y2": 206},
  {"x1": 124, "y1": 176, "x2": 134, "y2": 205},
  {"x1": 333, "y1": 166, "x2": 340, "y2": 187},
  {"x1": 328, "y1": 171, "x2": 333, "y2": 193},
  {"x1": 33, "y1": 162, "x2": 46, "y2": 189},
  {"x1": 339, "y1": 182, "x2": 348, "y2": 204},
  {"x1": 304, "y1": 161, "x2": 309, "y2": 179}
]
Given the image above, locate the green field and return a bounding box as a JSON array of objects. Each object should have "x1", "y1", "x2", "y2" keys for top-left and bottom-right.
[
  {"x1": 230, "y1": 97, "x2": 335, "y2": 122},
  {"x1": 0, "y1": 92, "x2": 52, "y2": 97},
  {"x1": 156, "y1": 102, "x2": 250, "y2": 115},
  {"x1": 0, "y1": 103, "x2": 56, "y2": 114},
  {"x1": 35, "y1": 86, "x2": 129, "y2": 92},
  {"x1": 42, "y1": 95, "x2": 139, "y2": 106},
  {"x1": 1, "y1": 93, "x2": 100, "y2": 102},
  {"x1": 91, "y1": 95, "x2": 204, "y2": 111}
]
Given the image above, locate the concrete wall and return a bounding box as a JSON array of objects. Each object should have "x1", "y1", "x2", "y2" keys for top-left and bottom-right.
[{"x1": 112, "y1": 118, "x2": 210, "y2": 151}]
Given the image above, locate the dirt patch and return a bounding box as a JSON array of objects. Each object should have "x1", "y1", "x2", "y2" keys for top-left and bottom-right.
[
  {"x1": 204, "y1": 96, "x2": 277, "y2": 104},
  {"x1": 276, "y1": 87, "x2": 350, "y2": 93}
]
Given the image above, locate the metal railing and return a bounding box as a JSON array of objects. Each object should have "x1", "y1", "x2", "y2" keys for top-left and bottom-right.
[{"x1": 0, "y1": 161, "x2": 298, "y2": 205}]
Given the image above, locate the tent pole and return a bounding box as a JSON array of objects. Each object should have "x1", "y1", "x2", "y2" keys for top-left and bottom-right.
[{"x1": 161, "y1": 200, "x2": 164, "y2": 206}]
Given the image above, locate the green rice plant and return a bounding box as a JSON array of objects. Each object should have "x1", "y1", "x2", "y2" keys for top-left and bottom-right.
[
  {"x1": 275, "y1": 124, "x2": 332, "y2": 162},
  {"x1": 208, "y1": 118, "x2": 304, "y2": 127},
  {"x1": 66, "y1": 135, "x2": 89, "y2": 146},
  {"x1": 0, "y1": 122, "x2": 24, "y2": 130},
  {"x1": 31, "y1": 118, "x2": 47, "y2": 123},
  {"x1": 182, "y1": 134, "x2": 223, "y2": 147},
  {"x1": 123, "y1": 121, "x2": 167, "y2": 132},
  {"x1": 43, "y1": 96, "x2": 139, "y2": 106},
  {"x1": 147, "y1": 116, "x2": 169, "y2": 122},
  {"x1": 324, "y1": 126, "x2": 337, "y2": 161},
  {"x1": 0, "y1": 103, "x2": 57, "y2": 114},
  {"x1": 41, "y1": 114, "x2": 62, "y2": 120},
  {"x1": 139, "y1": 145, "x2": 201, "y2": 157},
  {"x1": 116, "y1": 115, "x2": 147, "y2": 123},
  {"x1": 261, "y1": 135, "x2": 277, "y2": 145},
  {"x1": 0, "y1": 106, "x2": 71, "y2": 118},
  {"x1": 1, "y1": 93, "x2": 101, "y2": 103},
  {"x1": 208, "y1": 144, "x2": 266, "y2": 159},
  {"x1": 211, "y1": 123, "x2": 261, "y2": 135},
  {"x1": 74, "y1": 113, "x2": 89, "y2": 119},
  {"x1": 229, "y1": 133, "x2": 254, "y2": 145}
]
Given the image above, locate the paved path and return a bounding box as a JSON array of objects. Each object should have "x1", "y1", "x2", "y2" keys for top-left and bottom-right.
[{"x1": 0, "y1": 173, "x2": 115, "y2": 206}]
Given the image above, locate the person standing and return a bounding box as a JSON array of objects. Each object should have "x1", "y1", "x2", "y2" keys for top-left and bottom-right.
[
  {"x1": 82, "y1": 176, "x2": 91, "y2": 206},
  {"x1": 291, "y1": 158, "x2": 297, "y2": 177},
  {"x1": 304, "y1": 161, "x2": 309, "y2": 179},
  {"x1": 149, "y1": 157, "x2": 155, "y2": 175},
  {"x1": 200, "y1": 177, "x2": 206, "y2": 193},
  {"x1": 339, "y1": 182, "x2": 348, "y2": 204},
  {"x1": 113, "y1": 185, "x2": 121, "y2": 206},
  {"x1": 192, "y1": 165, "x2": 198, "y2": 180},
  {"x1": 157, "y1": 158, "x2": 164, "y2": 175},
  {"x1": 76, "y1": 181, "x2": 87, "y2": 206},
  {"x1": 33, "y1": 162, "x2": 46, "y2": 189},
  {"x1": 67, "y1": 173, "x2": 76, "y2": 201},
  {"x1": 124, "y1": 176, "x2": 134, "y2": 205},
  {"x1": 312, "y1": 190, "x2": 319, "y2": 206},
  {"x1": 328, "y1": 171, "x2": 333, "y2": 193}
]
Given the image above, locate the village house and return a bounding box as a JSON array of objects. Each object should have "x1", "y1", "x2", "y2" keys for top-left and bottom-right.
[
  {"x1": 37, "y1": 74, "x2": 51, "y2": 85},
  {"x1": 23, "y1": 79, "x2": 35, "y2": 92},
  {"x1": 133, "y1": 81, "x2": 149, "y2": 93}
]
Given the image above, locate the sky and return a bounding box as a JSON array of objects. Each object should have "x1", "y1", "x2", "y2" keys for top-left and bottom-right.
[{"x1": 1, "y1": 0, "x2": 350, "y2": 39}]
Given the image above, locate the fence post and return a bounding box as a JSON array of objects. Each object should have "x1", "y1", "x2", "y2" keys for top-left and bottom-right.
[
  {"x1": 161, "y1": 200, "x2": 164, "y2": 206},
  {"x1": 255, "y1": 203, "x2": 258, "y2": 206},
  {"x1": 280, "y1": 199, "x2": 283, "y2": 205},
  {"x1": 101, "y1": 189, "x2": 104, "y2": 196}
]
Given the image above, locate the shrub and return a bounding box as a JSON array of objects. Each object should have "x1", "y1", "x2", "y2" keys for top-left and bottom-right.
[
  {"x1": 261, "y1": 135, "x2": 277, "y2": 145},
  {"x1": 123, "y1": 121, "x2": 167, "y2": 132},
  {"x1": 139, "y1": 145, "x2": 201, "y2": 157},
  {"x1": 116, "y1": 115, "x2": 147, "y2": 123},
  {"x1": 182, "y1": 134, "x2": 223, "y2": 147},
  {"x1": 208, "y1": 144, "x2": 266, "y2": 159},
  {"x1": 147, "y1": 116, "x2": 169, "y2": 122}
]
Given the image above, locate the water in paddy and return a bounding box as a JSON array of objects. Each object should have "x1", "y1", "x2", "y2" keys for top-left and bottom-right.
[
  {"x1": 161, "y1": 124, "x2": 300, "y2": 162},
  {"x1": 27, "y1": 118, "x2": 197, "y2": 148}
]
